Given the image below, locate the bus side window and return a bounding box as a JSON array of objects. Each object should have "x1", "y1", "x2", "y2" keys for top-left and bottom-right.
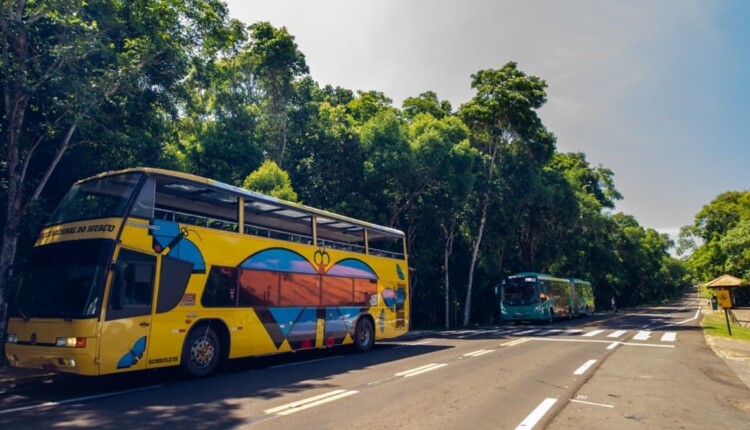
[
  {"x1": 202, "y1": 266, "x2": 239, "y2": 307},
  {"x1": 156, "y1": 256, "x2": 193, "y2": 313}
]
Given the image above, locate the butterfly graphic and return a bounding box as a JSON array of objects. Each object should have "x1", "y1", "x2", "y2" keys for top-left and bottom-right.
[
  {"x1": 150, "y1": 219, "x2": 205, "y2": 273},
  {"x1": 117, "y1": 336, "x2": 147, "y2": 369}
]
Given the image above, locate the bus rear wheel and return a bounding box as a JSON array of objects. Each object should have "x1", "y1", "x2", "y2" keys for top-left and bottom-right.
[
  {"x1": 353, "y1": 317, "x2": 374, "y2": 352},
  {"x1": 181, "y1": 325, "x2": 220, "y2": 377}
]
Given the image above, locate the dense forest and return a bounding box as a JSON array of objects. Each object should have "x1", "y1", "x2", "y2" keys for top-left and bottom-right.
[{"x1": 1, "y1": 1, "x2": 695, "y2": 331}]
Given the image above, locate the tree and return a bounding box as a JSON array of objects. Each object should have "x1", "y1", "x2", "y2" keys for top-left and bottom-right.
[
  {"x1": 177, "y1": 36, "x2": 265, "y2": 185},
  {"x1": 681, "y1": 191, "x2": 750, "y2": 280},
  {"x1": 458, "y1": 62, "x2": 551, "y2": 326},
  {"x1": 402, "y1": 91, "x2": 452, "y2": 120},
  {"x1": 242, "y1": 160, "x2": 298, "y2": 202},
  {"x1": 0, "y1": 0, "x2": 239, "y2": 339},
  {"x1": 407, "y1": 113, "x2": 476, "y2": 328},
  {"x1": 248, "y1": 22, "x2": 308, "y2": 167}
]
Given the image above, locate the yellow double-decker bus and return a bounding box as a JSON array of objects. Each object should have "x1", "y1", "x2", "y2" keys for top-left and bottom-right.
[{"x1": 5, "y1": 168, "x2": 409, "y2": 377}]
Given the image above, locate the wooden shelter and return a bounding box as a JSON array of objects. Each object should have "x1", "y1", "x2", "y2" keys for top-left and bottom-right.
[
  {"x1": 704, "y1": 274, "x2": 748, "y2": 334},
  {"x1": 704, "y1": 274, "x2": 745, "y2": 289}
]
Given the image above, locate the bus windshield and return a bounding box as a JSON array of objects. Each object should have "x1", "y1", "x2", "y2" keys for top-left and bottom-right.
[
  {"x1": 503, "y1": 278, "x2": 539, "y2": 306},
  {"x1": 46, "y1": 173, "x2": 142, "y2": 226},
  {"x1": 9, "y1": 240, "x2": 114, "y2": 320}
]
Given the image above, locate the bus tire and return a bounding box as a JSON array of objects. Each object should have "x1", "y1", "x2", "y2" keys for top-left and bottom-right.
[
  {"x1": 181, "y1": 325, "x2": 220, "y2": 377},
  {"x1": 353, "y1": 317, "x2": 374, "y2": 352}
]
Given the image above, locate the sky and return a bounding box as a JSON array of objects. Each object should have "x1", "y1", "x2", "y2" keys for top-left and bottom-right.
[{"x1": 223, "y1": 0, "x2": 750, "y2": 239}]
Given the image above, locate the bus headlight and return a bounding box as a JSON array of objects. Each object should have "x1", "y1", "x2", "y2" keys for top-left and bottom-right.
[
  {"x1": 6, "y1": 333, "x2": 18, "y2": 344},
  {"x1": 56, "y1": 337, "x2": 87, "y2": 348}
]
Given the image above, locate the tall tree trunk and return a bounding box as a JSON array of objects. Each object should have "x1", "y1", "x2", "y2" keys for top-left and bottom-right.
[
  {"x1": 443, "y1": 221, "x2": 456, "y2": 330},
  {"x1": 463, "y1": 196, "x2": 489, "y2": 326}
]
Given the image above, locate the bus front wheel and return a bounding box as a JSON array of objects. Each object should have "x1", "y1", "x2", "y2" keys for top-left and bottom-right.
[
  {"x1": 181, "y1": 325, "x2": 220, "y2": 377},
  {"x1": 353, "y1": 317, "x2": 374, "y2": 352}
]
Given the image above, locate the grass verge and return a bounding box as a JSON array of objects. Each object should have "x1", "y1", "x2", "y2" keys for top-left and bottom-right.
[{"x1": 701, "y1": 311, "x2": 750, "y2": 341}]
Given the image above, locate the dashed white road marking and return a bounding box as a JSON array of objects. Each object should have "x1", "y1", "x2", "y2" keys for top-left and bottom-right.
[
  {"x1": 264, "y1": 390, "x2": 358, "y2": 416},
  {"x1": 583, "y1": 329, "x2": 605, "y2": 337},
  {"x1": 607, "y1": 330, "x2": 627, "y2": 338},
  {"x1": 502, "y1": 337, "x2": 531, "y2": 347},
  {"x1": 661, "y1": 332, "x2": 677, "y2": 342},
  {"x1": 516, "y1": 398, "x2": 558, "y2": 429},
  {"x1": 573, "y1": 359, "x2": 598, "y2": 375},
  {"x1": 394, "y1": 363, "x2": 447, "y2": 378},
  {"x1": 463, "y1": 349, "x2": 494, "y2": 357},
  {"x1": 632, "y1": 330, "x2": 651, "y2": 341}
]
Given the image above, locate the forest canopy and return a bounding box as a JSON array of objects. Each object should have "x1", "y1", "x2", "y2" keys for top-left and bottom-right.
[{"x1": 1, "y1": 1, "x2": 694, "y2": 329}]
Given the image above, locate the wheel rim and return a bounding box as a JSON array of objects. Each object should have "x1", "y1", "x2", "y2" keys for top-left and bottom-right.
[
  {"x1": 357, "y1": 323, "x2": 371, "y2": 347},
  {"x1": 190, "y1": 335, "x2": 215, "y2": 369}
]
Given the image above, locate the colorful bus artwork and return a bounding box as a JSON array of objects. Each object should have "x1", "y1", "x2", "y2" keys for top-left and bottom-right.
[
  {"x1": 5, "y1": 168, "x2": 409, "y2": 377},
  {"x1": 570, "y1": 278, "x2": 595, "y2": 316}
]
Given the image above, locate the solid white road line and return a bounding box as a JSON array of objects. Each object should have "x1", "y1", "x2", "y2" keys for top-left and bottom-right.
[
  {"x1": 653, "y1": 309, "x2": 701, "y2": 329},
  {"x1": 270, "y1": 355, "x2": 342, "y2": 369},
  {"x1": 607, "y1": 330, "x2": 627, "y2": 338},
  {"x1": 516, "y1": 398, "x2": 558, "y2": 429},
  {"x1": 394, "y1": 340, "x2": 432, "y2": 349},
  {"x1": 0, "y1": 385, "x2": 163, "y2": 415},
  {"x1": 264, "y1": 390, "x2": 358, "y2": 416},
  {"x1": 573, "y1": 359, "x2": 598, "y2": 375},
  {"x1": 569, "y1": 399, "x2": 614, "y2": 408},
  {"x1": 632, "y1": 330, "x2": 651, "y2": 341}
]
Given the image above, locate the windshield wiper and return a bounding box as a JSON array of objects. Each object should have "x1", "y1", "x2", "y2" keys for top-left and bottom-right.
[{"x1": 18, "y1": 308, "x2": 30, "y2": 321}]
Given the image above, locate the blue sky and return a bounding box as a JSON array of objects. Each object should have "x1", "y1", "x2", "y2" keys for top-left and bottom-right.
[{"x1": 224, "y1": 1, "x2": 750, "y2": 239}]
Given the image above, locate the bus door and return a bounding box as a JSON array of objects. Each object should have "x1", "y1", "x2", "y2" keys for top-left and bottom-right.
[{"x1": 98, "y1": 248, "x2": 157, "y2": 374}]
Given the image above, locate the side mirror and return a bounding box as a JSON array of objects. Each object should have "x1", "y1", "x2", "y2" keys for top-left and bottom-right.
[{"x1": 110, "y1": 263, "x2": 126, "y2": 310}]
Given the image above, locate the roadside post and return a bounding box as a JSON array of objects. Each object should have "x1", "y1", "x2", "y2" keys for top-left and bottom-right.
[{"x1": 715, "y1": 288, "x2": 734, "y2": 336}]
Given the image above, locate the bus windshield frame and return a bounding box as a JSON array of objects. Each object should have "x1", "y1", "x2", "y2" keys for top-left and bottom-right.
[
  {"x1": 9, "y1": 239, "x2": 115, "y2": 320},
  {"x1": 46, "y1": 172, "x2": 143, "y2": 226},
  {"x1": 502, "y1": 277, "x2": 540, "y2": 306}
]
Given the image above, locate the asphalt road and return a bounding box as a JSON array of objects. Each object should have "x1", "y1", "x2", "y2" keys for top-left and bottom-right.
[{"x1": 2, "y1": 293, "x2": 749, "y2": 429}]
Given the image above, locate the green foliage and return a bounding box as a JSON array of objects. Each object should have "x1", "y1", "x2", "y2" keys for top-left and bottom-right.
[
  {"x1": 242, "y1": 160, "x2": 299, "y2": 202},
  {"x1": 682, "y1": 191, "x2": 750, "y2": 281},
  {"x1": 1, "y1": 10, "x2": 692, "y2": 332},
  {"x1": 702, "y1": 312, "x2": 750, "y2": 341}
]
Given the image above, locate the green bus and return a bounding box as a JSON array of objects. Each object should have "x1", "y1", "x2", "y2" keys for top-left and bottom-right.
[
  {"x1": 499, "y1": 273, "x2": 574, "y2": 323},
  {"x1": 570, "y1": 278, "x2": 595, "y2": 316}
]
